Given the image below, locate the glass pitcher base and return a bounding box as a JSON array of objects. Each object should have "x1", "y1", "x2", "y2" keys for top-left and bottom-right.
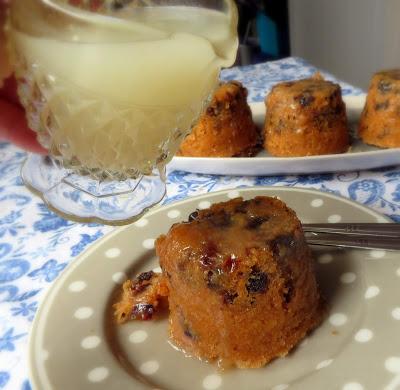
[{"x1": 21, "y1": 154, "x2": 166, "y2": 225}]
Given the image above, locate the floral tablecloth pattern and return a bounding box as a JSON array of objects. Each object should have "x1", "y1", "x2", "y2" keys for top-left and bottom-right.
[{"x1": 0, "y1": 57, "x2": 399, "y2": 390}]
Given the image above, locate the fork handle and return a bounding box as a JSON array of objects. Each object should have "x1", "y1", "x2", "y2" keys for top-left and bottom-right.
[
  {"x1": 306, "y1": 232, "x2": 400, "y2": 251},
  {"x1": 303, "y1": 223, "x2": 400, "y2": 237}
]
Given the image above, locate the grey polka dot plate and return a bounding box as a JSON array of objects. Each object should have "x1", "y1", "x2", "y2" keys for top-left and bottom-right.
[{"x1": 29, "y1": 187, "x2": 400, "y2": 390}]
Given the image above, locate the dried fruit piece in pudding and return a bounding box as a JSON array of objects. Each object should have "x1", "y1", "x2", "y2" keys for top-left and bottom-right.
[{"x1": 114, "y1": 271, "x2": 168, "y2": 323}]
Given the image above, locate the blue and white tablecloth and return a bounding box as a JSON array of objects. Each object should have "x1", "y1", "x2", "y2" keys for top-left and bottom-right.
[{"x1": 0, "y1": 57, "x2": 399, "y2": 390}]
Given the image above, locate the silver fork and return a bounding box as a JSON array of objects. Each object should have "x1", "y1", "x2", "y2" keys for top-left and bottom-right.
[{"x1": 302, "y1": 223, "x2": 400, "y2": 251}]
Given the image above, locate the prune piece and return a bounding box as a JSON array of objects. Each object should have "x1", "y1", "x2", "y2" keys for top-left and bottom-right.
[
  {"x1": 197, "y1": 209, "x2": 232, "y2": 227},
  {"x1": 131, "y1": 271, "x2": 155, "y2": 294},
  {"x1": 271, "y1": 235, "x2": 296, "y2": 259},
  {"x1": 184, "y1": 325, "x2": 197, "y2": 340},
  {"x1": 200, "y1": 241, "x2": 218, "y2": 267},
  {"x1": 138, "y1": 271, "x2": 154, "y2": 282},
  {"x1": 375, "y1": 101, "x2": 389, "y2": 111},
  {"x1": 283, "y1": 279, "x2": 294, "y2": 304},
  {"x1": 209, "y1": 211, "x2": 232, "y2": 228},
  {"x1": 188, "y1": 211, "x2": 199, "y2": 221},
  {"x1": 131, "y1": 303, "x2": 154, "y2": 320},
  {"x1": 246, "y1": 215, "x2": 269, "y2": 229},
  {"x1": 235, "y1": 200, "x2": 250, "y2": 214},
  {"x1": 178, "y1": 311, "x2": 197, "y2": 340},
  {"x1": 296, "y1": 93, "x2": 315, "y2": 107},
  {"x1": 200, "y1": 256, "x2": 214, "y2": 267},
  {"x1": 222, "y1": 290, "x2": 238, "y2": 304},
  {"x1": 246, "y1": 267, "x2": 268, "y2": 293},
  {"x1": 206, "y1": 105, "x2": 221, "y2": 116},
  {"x1": 378, "y1": 80, "x2": 392, "y2": 93},
  {"x1": 182, "y1": 321, "x2": 197, "y2": 340}
]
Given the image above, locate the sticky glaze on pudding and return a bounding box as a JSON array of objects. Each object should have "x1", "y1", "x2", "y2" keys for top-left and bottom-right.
[
  {"x1": 115, "y1": 197, "x2": 325, "y2": 369},
  {"x1": 264, "y1": 74, "x2": 349, "y2": 156}
]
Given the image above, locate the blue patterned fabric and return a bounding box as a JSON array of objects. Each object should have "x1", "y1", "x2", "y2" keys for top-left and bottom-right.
[{"x1": 0, "y1": 57, "x2": 398, "y2": 389}]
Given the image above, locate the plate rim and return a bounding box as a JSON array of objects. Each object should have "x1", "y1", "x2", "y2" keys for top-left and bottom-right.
[{"x1": 27, "y1": 186, "x2": 392, "y2": 389}]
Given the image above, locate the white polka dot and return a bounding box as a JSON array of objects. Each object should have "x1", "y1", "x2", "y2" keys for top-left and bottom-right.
[
  {"x1": 316, "y1": 359, "x2": 333, "y2": 369},
  {"x1": 342, "y1": 383, "x2": 364, "y2": 390},
  {"x1": 227, "y1": 190, "x2": 240, "y2": 199},
  {"x1": 81, "y1": 335, "x2": 101, "y2": 349},
  {"x1": 385, "y1": 357, "x2": 400, "y2": 373},
  {"x1": 105, "y1": 248, "x2": 121, "y2": 259},
  {"x1": 167, "y1": 209, "x2": 181, "y2": 218},
  {"x1": 391, "y1": 307, "x2": 400, "y2": 320},
  {"x1": 87, "y1": 367, "x2": 109, "y2": 382},
  {"x1": 329, "y1": 313, "x2": 348, "y2": 326},
  {"x1": 139, "y1": 360, "x2": 159, "y2": 375},
  {"x1": 68, "y1": 280, "x2": 87, "y2": 292},
  {"x1": 370, "y1": 250, "x2": 386, "y2": 259},
  {"x1": 340, "y1": 272, "x2": 356, "y2": 284},
  {"x1": 134, "y1": 218, "x2": 149, "y2": 227},
  {"x1": 129, "y1": 330, "x2": 148, "y2": 344},
  {"x1": 152, "y1": 267, "x2": 162, "y2": 273},
  {"x1": 42, "y1": 350, "x2": 49, "y2": 361},
  {"x1": 142, "y1": 239, "x2": 155, "y2": 249},
  {"x1": 311, "y1": 198, "x2": 324, "y2": 207},
  {"x1": 112, "y1": 272, "x2": 127, "y2": 284},
  {"x1": 397, "y1": 267, "x2": 400, "y2": 277},
  {"x1": 198, "y1": 201, "x2": 211, "y2": 210},
  {"x1": 74, "y1": 307, "x2": 94, "y2": 320},
  {"x1": 202, "y1": 374, "x2": 222, "y2": 390},
  {"x1": 354, "y1": 328, "x2": 373, "y2": 343},
  {"x1": 318, "y1": 253, "x2": 333, "y2": 264},
  {"x1": 364, "y1": 285, "x2": 380, "y2": 299},
  {"x1": 328, "y1": 214, "x2": 342, "y2": 223},
  {"x1": 271, "y1": 385, "x2": 288, "y2": 390}
]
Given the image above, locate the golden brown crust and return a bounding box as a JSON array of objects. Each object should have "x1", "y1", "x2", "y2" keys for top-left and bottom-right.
[
  {"x1": 358, "y1": 69, "x2": 400, "y2": 148},
  {"x1": 178, "y1": 81, "x2": 260, "y2": 157},
  {"x1": 156, "y1": 197, "x2": 325, "y2": 368},
  {"x1": 264, "y1": 75, "x2": 349, "y2": 156}
]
